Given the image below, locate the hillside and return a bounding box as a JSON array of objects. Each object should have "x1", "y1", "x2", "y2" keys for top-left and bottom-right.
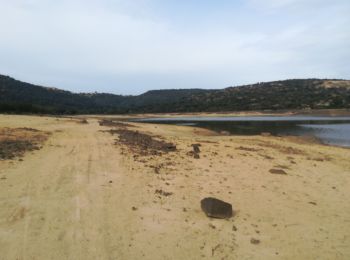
[{"x1": 1, "y1": 75, "x2": 349, "y2": 114}]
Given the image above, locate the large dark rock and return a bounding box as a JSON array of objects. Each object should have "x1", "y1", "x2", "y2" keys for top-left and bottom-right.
[{"x1": 200, "y1": 197, "x2": 233, "y2": 219}]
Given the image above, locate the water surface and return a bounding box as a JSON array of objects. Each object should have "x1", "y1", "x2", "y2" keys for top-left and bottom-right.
[{"x1": 135, "y1": 116, "x2": 350, "y2": 148}]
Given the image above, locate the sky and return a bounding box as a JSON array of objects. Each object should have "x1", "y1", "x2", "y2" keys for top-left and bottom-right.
[{"x1": 0, "y1": 0, "x2": 349, "y2": 95}]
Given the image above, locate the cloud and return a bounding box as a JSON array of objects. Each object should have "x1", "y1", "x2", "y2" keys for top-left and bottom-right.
[{"x1": 0, "y1": 0, "x2": 349, "y2": 94}]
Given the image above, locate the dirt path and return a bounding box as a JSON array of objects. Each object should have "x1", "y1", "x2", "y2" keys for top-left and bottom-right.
[
  {"x1": 0, "y1": 115, "x2": 350, "y2": 260},
  {"x1": 0, "y1": 117, "x2": 148, "y2": 259}
]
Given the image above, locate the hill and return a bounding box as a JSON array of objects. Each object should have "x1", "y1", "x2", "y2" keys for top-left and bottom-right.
[{"x1": 1, "y1": 74, "x2": 349, "y2": 114}]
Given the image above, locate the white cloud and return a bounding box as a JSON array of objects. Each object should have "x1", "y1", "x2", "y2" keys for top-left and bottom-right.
[{"x1": 0, "y1": 0, "x2": 349, "y2": 94}]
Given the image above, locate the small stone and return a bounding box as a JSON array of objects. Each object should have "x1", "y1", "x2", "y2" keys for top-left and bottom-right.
[
  {"x1": 269, "y1": 169, "x2": 287, "y2": 175},
  {"x1": 250, "y1": 238, "x2": 260, "y2": 245},
  {"x1": 209, "y1": 223, "x2": 216, "y2": 229}
]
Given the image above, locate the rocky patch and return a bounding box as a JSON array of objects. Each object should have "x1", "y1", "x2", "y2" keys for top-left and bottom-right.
[{"x1": 109, "y1": 129, "x2": 176, "y2": 156}]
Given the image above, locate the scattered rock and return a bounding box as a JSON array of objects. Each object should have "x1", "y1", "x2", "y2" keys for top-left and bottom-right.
[
  {"x1": 155, "y1": 189, "x2": 173, "y2": 197},
  {"x1": 309, "y1": 201, "x2": 317, "y2": 206},
  {"x1": 200, "y1": 197, "x2": 233, "y2": 219},
  {"x1": 132, "y1": 206, "x2": 138, "y2": 211},
  {"x1": 269, "y1": 169, "x2": 287, "y2": 175},
  {"x1": 250, "y1": 238, "x2": 260, "y2": 245}
]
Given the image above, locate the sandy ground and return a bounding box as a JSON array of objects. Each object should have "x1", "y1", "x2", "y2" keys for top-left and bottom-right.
[{"x1": 0, "y1": 114, "x2": 349, "y2": 260}]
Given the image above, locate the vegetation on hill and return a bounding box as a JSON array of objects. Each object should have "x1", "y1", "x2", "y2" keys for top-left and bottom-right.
[{"x1": 1, "y1": 75, "x2": 349, "y2": 114}]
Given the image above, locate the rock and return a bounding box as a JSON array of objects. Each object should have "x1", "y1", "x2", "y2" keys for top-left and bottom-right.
[
  {"x1": 200, "y1": 197, "x2": 233, "y2": 219},
  {"x1": 269, "y1": 169, "x2": 287, "y2": 175},
  {"x1": 191, "y1": 144, "x2": 201, "y2": 153}
]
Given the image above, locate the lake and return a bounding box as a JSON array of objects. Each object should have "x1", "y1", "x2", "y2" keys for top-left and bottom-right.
[{"x1": 134, "y1": 116, "x2": 350, "y2": 148}]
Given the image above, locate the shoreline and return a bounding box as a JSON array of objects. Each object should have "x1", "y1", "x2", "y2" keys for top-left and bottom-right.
[
  {"x1": 4, "y1": 108, "x2": 350, "y2": 119},
  {"x1": 125, "y1": 115, "x2": 350, "y2": 149}
]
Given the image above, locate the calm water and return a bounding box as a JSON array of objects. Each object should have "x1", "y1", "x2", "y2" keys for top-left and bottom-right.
[{"x1": 134, "y1": 116, "x2": 350, "y2": 148}]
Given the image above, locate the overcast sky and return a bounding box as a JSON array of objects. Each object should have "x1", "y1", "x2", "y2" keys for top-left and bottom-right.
[{"x1": 0, "y1": 0, "x2": 349, "y2": 95}]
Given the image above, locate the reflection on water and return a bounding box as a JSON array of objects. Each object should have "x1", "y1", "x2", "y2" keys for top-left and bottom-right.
[
  {"x1": 135, "y1": 116, "x2": 350, "y2": 148},
  {"x1": 299, "y1": 124, "x2": 350, "y2": 147}
]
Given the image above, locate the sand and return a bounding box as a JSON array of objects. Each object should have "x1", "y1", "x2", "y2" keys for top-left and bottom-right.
[{"x1": 0, "y1": 114, "x2": 349, "y2": 260}]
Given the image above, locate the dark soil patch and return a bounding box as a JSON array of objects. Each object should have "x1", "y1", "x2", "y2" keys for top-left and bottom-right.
[
  {"x1": 0, "y1": 128, "x2": 50, "y2": 160},
  {"x1": 109, "y1": 129, "x2": 176, "y2": 156},
  {"x1": 17, "y1": 127, "x2": 41, "y2": 132},
  {"x1": 99, "y1": 119, "x2": 134, "y2": 128},
  {"x1": 0, "y1": 140, "x2": 40, "y2": 160},
  {"x1": 236, "y1": 146, "x2": 262, "y2": 152}
]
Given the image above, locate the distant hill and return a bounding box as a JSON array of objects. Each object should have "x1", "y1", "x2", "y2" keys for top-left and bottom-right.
[{"x1": 1, "y1": 74, "x2": 349, "y2": 114}]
